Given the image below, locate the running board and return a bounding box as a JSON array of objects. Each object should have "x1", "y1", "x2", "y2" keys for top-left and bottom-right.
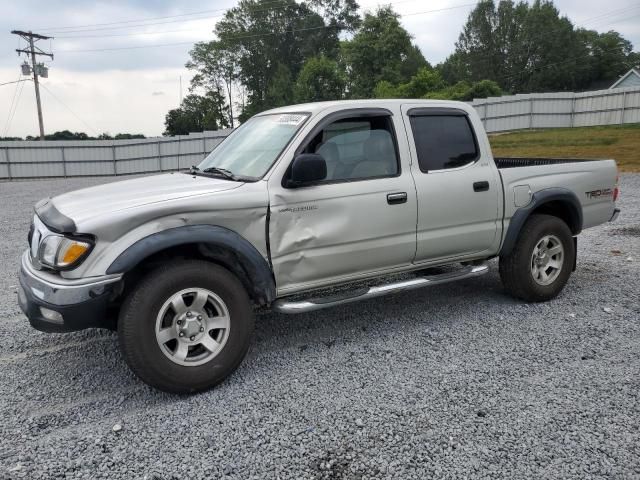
[{"x1": 272, "y1": 263, "x2": 489, "y2": 314}]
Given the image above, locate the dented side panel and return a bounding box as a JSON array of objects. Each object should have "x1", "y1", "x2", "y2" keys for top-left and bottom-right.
[{"x1": 269, "y1": 178, "x2": 418, "y2": 294}]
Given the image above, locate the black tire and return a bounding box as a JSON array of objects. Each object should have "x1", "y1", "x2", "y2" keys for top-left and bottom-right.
[
  {"x1": 499, "y1": 214, "x2": 575, "y2": 302},
  {"x1": 118, "y1": 260, "x2": 254, "y2": 394}
]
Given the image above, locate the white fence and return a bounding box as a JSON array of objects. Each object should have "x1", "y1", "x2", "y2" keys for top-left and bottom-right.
[
  {"x1": 2, "y1": 86, "x2": 639, "y2": 180},
  {"x1": 0, "y1": 129, "x2": 231, "y2": 181},
  {"x1": 472, "y1": 86, "x2": 640, "y2": 133}
]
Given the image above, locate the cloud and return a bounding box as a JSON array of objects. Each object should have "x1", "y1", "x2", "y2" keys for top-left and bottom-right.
[
  {"x1": 1, "y1": 0, "x2": 638, "y2": 137},
  {"x1": 0, "y1": 67, "x2": 189, "y2": 137}
]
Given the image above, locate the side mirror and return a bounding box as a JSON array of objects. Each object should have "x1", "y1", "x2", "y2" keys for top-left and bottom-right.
[{"x1": 287, "y1": 153, "x2": 327, "y2": 187}]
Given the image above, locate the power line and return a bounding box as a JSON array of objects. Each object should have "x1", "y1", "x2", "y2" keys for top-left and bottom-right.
[
  {"x1": 576, "y1": 3, "x2": 640, "y2": 26},
  {"x1": 56, "y1": 3, "x2": 479, "y2": 53},
  {"x1": 45, "y1": 0, "x2": 346, "y2": 34},
  {"x1": 0, "y1": 78, "x2": 32, "y2": 87},
  {"x1": 51, "y1": 2, "x2": 637, "y2": 55},
  {"x1": 39, "y1": 0, "x2": 291, "y2": 33},
  {"x1": 3, "y1": 75, "x2": 22, "y2": 136},
  {"x1": 54, "y1": 27, "x2": 205, "y2": 40},
  {"x1": 58, "y1": 40, "x2": 196, "y2": 53},
  {"x1": 42, "y1": 0, "x2": 453, "y2": 35},
  {"x1": 39, "y1": 82, "x2": 100, "y2": 135},
  {"x1": 3, "y1": 77, "x2": 27, "y2": 137}
]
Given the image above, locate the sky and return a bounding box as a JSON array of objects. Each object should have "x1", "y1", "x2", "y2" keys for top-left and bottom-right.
[{"x1": 1, "y1": 0, "x2": 639, "y2": 138}]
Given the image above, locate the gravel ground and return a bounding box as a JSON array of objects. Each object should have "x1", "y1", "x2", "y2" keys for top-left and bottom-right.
[{"x1": 0, "y1": 174, "x2": 639, "y2": 479}]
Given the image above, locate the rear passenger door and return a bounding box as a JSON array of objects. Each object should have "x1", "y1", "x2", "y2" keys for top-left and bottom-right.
[{"x1": 401, "y1": 105, "x2": 501, "y2": 262}]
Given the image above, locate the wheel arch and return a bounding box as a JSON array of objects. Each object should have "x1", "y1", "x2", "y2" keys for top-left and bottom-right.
[
  {"x1": 107, "y1": 225, "x2": 276, "y2": 306},
  {"x1": 500, "y1": 188, "x2": 583, "y2": 257}
]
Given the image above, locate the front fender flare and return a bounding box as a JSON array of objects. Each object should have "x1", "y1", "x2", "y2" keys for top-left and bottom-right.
[
  {"x1": 500, "y1": 188, "x2": 583, "y2": 257},
  {"x1": 106, "y1": 224, "x2": 275, "y2": 305}
]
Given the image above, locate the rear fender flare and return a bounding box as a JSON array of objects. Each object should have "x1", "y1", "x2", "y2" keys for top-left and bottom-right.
[{"x1": 500, "y1": 188, "x2": 583, "y2": 257}]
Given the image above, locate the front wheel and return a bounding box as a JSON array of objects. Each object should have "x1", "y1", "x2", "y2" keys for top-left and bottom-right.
[
  {"x1": 118, "y1": 260, "x2": 254, "y2": 393},
  {"x1": 499, "y1": 214, "x2": 575, "y2": 302}
]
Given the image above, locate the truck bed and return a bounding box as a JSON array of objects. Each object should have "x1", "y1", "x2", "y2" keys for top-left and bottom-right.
[
  {"x1": 494, "y1": 157, "x2": 605, "y2": 169},
  {"x1": 496, "y1": 156, "x2": 617, "y2": 231}
]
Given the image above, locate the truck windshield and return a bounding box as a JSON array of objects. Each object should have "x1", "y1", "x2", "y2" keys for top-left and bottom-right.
[{"x1": 197, "y1": 113, "x2": 309, "y2": 180}]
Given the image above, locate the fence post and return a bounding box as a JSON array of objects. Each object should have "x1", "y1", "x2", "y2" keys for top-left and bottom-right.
[
  {"x1": 5, "y1": 147, "x2": 12, "y2": 181},
  {"x1": 569, "y1": 96, "x2": 576, "y2": 128},
  {"x1": 620, "y1": 91, "x2": 627, "y2": 125},
  {"x1": 177, "y1": 136, "x2": 181, "y2": 171},
  {"x1": 157, "y1": 140, "x2": 162, "y2": 172},
  {"x1": 112, "y1": 144, "x2": 117, "y2": 175},
  {"x1": 61, "y1": 145, "x2": 67, "y2": 178},
  {"x1": 202, "y1": 135, "x2": 207, "y2": 160},
  {"x1": 529, "y1": 98, "x2": 534, "y2": 129}
]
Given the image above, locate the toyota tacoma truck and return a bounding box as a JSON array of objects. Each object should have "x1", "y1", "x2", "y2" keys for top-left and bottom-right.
[{"x1": 18, "y1": 100, "x2": 620, "y2": 393}]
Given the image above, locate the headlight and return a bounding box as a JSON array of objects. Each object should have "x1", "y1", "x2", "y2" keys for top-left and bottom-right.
[{"x1": 38, "y1": 234, "x2": 93, "y2": 269}]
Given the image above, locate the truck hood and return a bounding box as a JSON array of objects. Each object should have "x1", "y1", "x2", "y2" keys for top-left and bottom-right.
[{"x1": 42, "y1": 172, "x2": 244, "y2": 229}]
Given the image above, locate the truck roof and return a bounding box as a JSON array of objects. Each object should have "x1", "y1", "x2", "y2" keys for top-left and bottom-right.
[{"x1": 260, "y1": 99, "x2": 471, "y2": 116}]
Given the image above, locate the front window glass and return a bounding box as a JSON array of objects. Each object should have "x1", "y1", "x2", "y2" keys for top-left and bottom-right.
[
  {"x1": 198, "y1": 113, "x2": 308, "y2": 179},
  {"x1": 301, "y1": 115, "x2": 398, "y2": 181}
]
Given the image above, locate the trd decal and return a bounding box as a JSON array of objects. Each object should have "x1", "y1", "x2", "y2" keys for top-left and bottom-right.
[{"x1": 585, "y1": 188, "x2": 613, "y2": 199}]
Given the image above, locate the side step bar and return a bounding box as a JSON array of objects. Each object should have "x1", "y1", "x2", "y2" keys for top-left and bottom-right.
[{"x1": 272, "y1": 263, "x2": 489, "y2": 314}]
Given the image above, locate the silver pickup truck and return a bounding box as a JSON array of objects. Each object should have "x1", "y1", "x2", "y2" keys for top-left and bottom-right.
[{"x1": 18, "y1": 99, "x2": 620, "y2": 393}]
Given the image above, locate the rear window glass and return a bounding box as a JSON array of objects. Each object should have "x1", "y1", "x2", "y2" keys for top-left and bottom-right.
[{"x1": 409, "y1": 114, "x2": 478, "y2": 172}]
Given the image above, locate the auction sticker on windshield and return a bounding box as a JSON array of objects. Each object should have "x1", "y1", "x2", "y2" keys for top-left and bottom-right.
[{"x1": 276, "y1": 114, "x2": 307, "y2": 125}]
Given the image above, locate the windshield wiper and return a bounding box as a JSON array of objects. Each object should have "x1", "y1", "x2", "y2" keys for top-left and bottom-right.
[{"x1": 189, "y1": 165, "x2": 242, "y2": 181}]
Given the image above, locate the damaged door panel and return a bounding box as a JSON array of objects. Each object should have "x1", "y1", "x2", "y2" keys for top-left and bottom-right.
[
  {"x1": 267, "y1": 107, "x2": 417, "y2": 295},
  {"x1": 268, "y1": 178, "x2": 417, "y2": 295}
]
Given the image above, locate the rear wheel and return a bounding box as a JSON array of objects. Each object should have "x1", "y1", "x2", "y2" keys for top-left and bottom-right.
[
  {"x1": 118, "y1": 260, "x2": 254, "y2": 393},
  {"x1": 499, "y1": 214, "x2": 575, "y2": 302}
]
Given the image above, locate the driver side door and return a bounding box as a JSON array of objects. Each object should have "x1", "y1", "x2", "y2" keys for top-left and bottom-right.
[{"x1": 267, "y1": 108, "x2": 418, "y2": 296}]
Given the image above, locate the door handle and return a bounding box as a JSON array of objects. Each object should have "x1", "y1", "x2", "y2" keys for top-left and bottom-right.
[
  {"x1": 387, "y1": 192, "x2": 407, "y2": 205},
  {"x1": 473, "y1": 181, "x2": 490, "y2": 192}
]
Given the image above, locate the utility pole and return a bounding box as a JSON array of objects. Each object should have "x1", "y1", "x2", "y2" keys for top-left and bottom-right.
[{"x1": 11, "y1": 30, "x2": 54, "y2": 140}]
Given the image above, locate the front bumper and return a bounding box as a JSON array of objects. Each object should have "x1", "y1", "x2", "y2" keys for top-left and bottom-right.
[{"x1": 17, "y1": 251, "x2": 122, "y2": 333}]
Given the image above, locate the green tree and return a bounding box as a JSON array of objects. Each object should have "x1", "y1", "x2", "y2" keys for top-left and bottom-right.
[
  {"x1": 374, "y1": 67, "x2": 501, "y2": 101},
  {"x1": 97, "y1": 133, "x2": 146, "y2": 140},
  {"x1": 374, "y1": 67, "x2": 445, "y2": 98},
  {"x1": 450, "y1": 0, "x2": 635, "y2": 93},
  {"x1": 212, "y1": 0, "x2": 359, "y2": 120},
  {"x1": 437, "y1": 52, "x2": 470, "y2": 86},
  {"x1": 188, "y1": 40, "x2": 240, "y2": 127},
  {"x1": 164, "y1": 92, "x2": 229, "y2": 136},
  {"x1": 577, "y1": 29, "x2": 634, "y2": 85},
  {"x1": 343, "y1": 6, "x2": 428, "y2": 98},
  {"x1": 294, "y1": 56, "x2": 345, "y2": 102},
  {"x1": 425, "y1": 80, "x2": 502, "y2": 101},
  {"x1": 113, "y1": 133, "x2": 146, "y2": 140},
  {"x1": 41, "y1": 130, "x2": 90, "y2": 140}
]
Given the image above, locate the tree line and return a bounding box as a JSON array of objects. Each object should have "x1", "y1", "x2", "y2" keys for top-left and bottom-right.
[
  {"x1": 164, "y1": 0, "x2": 639, "y2": 135},
  {"x1": 0, "y1": 131, "x2": 145, "y2": 141}
]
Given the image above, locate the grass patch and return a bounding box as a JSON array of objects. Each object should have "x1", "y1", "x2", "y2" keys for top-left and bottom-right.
[{"x1": 489, "y1": 123, "x2": 640, "y2": 172}]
